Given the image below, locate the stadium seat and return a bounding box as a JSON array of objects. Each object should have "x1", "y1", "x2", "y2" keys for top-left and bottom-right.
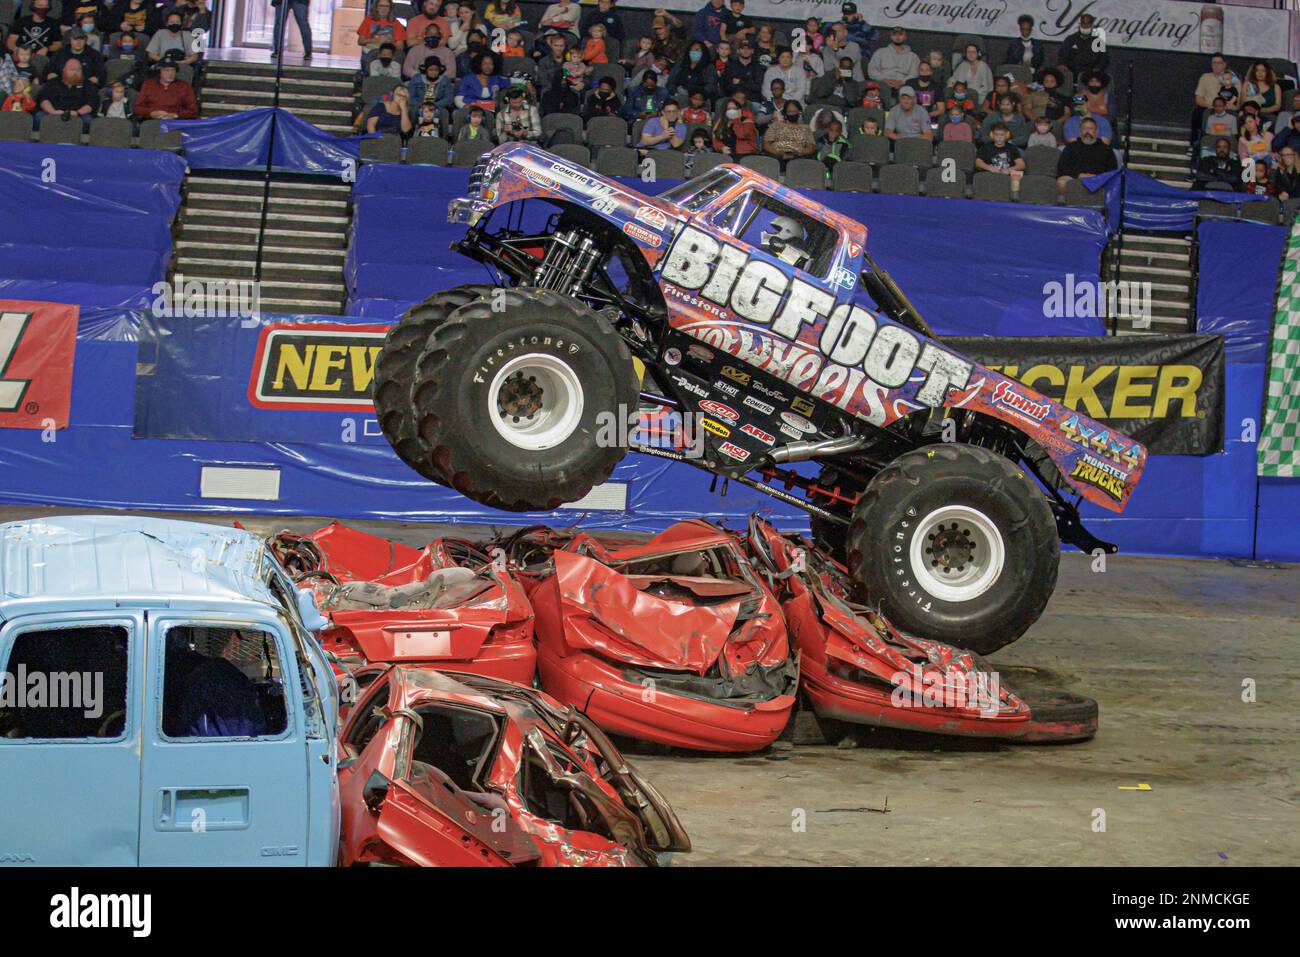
[
  {"x1": 586, "y1": 115, "x2": 627, "y2": 149},
  {"x1": 831, "y1": 160, "x2": 872, "y2": 192},
  {"x1": 550, "y1": 143, "x2": 591, "y2": 167},
  {"x1": 39, "y1": 116, "x2": 83, "y2": 145},
  {"x1": 849, "y1": 134, "x2": 889, "y2": 167},
  {"x1": 740, "y1": 154, "x2": 780, "y2": 179},
  {"x1": 1241, "y1": 197, "x2": 1281, "y2": 224},
  {"x1": 877, "y1": 164, "x2": 919, "y2": 195},
  {"x1": 1197, "y1": 198, "x2": 1238, "y2": 219},
  {"x1": 629, "y1": 117, "x2": 647, "y2": 147},
  {"x1": 595, "y1": 145, "x2": 637, "y2": 177},
  {"x1": 997, "y1": 63, "x2": 1033, "y2": 86},
  {"x1": 949, "y1": 34, "x2": 985, "y2": 70},
  {"x1": 924, "y1": 166, "x2": 965, "y2": 198},
  {"x1": 785, "y1": 158, "x2": 828, "y2": 189},
  {"x1": 1023, "y1": 145, "x2": 1061, "y2": 176},
  {"x1": 0, "y1": 110, "x2": 33, "y2": 141},
  {"x1": 690, "y1": 150, "x2": 729, "y2": 176},
  {"x1": 648, "y1": 148, "x2": 685, "y2": 180},
  {"x1": 105, "y1": 59, "x2": 135, "y2": 86},
  {"x1": 502, "y1": 56, "x2": 534, "y2": 78},
  {"x1": 360, "y1": 76, "x2": 400, "y2": 102},
  {"x1": 88, "y1": 117, "x2": 132, "y2": 148},
  {"x1": 893, "y1": 137, "x2": 933, "y2": 169},
  {"x1": 591, "y1": 62, "x2": 625, "y2": 90},
  {"x1": 406, "y1": 135, "x2": 450, "y2": 165},
  {"x1": 1284, "y1": 197, "x2": 1300, "y2": 223},
  {"x1": 137, "y1": 120, "x2": 182, "y2": 152},
  {"x1": 972, "y1": 171, "x2": 1013, "y2": 201},
  {"x1": 360, "y1": 135, "x2": 401, "y2": 163},
  {"x1": 542, "y1": 111, "x2": 582, "y2": 145},
  {"x1": 935, "y1": 140, "x2": 976, "y2": 175},
  {"x1": 1017, "y1": 173, "x2": 1060, "y2": 204},
  {"x1": 1063, "y1": 177, "x2": 1104, "y2": 208},
  {"x1": 847, "y1": 107, "x2": 884, "y2": 135},
  {"x1": 451, "y1": 137, "x2": 493, "y2": 166}
]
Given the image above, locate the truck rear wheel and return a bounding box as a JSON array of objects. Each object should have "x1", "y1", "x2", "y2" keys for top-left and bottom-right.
[
  {"x1": 845, "y1": 443, "x2": 1058, "y2": 654},
  {"x1": 372, "y1": 284, "x2": 494, "y2": 479},
  {"x1": 409, "y1": 287, "x2": 638, "y2": 511}
]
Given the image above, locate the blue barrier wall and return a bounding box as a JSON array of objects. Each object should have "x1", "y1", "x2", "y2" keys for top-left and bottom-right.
[
  {"x1": 345, "y1": 163, "x2": 1109, "y2": 337},
  {"x1": 0, "y1": 142, "x2": 185, "y2": 311}
]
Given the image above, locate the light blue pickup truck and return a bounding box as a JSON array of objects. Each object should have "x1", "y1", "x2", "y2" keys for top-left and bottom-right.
[{"x1": 0, "y1": 515, "x2": 339, "y2": 866}]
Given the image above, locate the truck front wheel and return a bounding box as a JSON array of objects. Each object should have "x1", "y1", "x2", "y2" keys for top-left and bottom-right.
[
  {"x1": 845, "y1": 443, "x2": 1059, "y2": 654},
  {"x1": 408, "y1": 287, "x2": 638, "y2": 511}
]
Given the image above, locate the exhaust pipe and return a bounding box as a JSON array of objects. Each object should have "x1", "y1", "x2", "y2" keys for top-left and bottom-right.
[{"x1": 768, "y1": 435, "x2": 866, "y2": 464}]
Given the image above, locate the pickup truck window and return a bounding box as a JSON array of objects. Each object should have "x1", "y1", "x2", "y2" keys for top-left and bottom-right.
[
  {"x1": 160, "y1": 625, "x2": 288, "y2": 739},
  {"x1": 0, "y1": 625, "x2": 128, "y2": 740},
  {"x1": 714, "y1": 190, "x2": 837, "y2": 277}
]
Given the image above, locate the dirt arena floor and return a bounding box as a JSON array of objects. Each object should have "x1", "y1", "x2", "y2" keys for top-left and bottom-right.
[{"x1": 6, "y1": 508, "x2": 1296, "y2": 866}]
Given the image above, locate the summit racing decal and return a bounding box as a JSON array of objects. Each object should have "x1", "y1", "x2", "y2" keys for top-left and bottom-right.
[
  {"x1": 249, "y1": 324, "x2": 386, "y2": 410},
  {"x1": 990, "y1": 379, "x2": 1051, "y2": 423},
  {"x1": 662, "y1": 225, "x2": 973, "y2": 419}
]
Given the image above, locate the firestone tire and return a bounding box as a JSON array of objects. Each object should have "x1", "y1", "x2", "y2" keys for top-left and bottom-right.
[
  {"x1": 846, "y1": 443, "x2": 1059, "y2": 654},
  {"x1": 372, "y1": 284, "x2": 494, "y2": 480},
  {"x1": 409, "y1": 287, "x2": 638, "y2": 511}
]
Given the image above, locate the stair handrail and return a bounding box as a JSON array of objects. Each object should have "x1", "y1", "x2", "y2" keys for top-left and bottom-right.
[{"x1": 253, "y1": 2, "x2": 290, "y2": 286}]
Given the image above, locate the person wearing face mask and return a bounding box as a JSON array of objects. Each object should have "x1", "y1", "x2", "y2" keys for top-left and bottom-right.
[
  {"x1": 764, "y1": 99, "x2": 816, "y2": 163},
  {"x1": 669, "y1": 41, "x2": 718, "y2": 101},
  {"x1": 9, "y1": 0, "x2": 62, "y2": 57},
  {"x1": 147, "y1": 12, "x2": 201, "y2": 66},
  {"x1": 711, "y1": 96, "x2": 756, "y2": 157},
  {"x1": 270, "y1": 0, "x2": 314, "y2": 61},
  {"x1": 407, "y1": 55, "x2": 454, "y2": 114},
  {"x1": 1063, "y1": 92, "x2": 1112, "y2": 144},
  {"x1": 46, "y1": 27, "x2": 107, "y2": 89},
  {"x1": 582, "y1": 75, "x2": 622, "y2": 122},
  {"x1": 407, "y1": 0, "x2": 451, "y2": 47},
  {"x1": 1058, "y1": 13, "x2": 1108, "y2": 79},
  {"x1": 404, "y1": 24, "x2": 455, "y2": 80},
  {"x1": 905, "y1": 60, "x2": 943, "y2": 120},
  {"x1": 369, "y1": 43, "x2": 401, "y2": 78},
  {"x1": 1005, "y1": 14, "x2": 1044, "y2": 70},
  {"x1": 939, "y1": 97, "x2": 975, "y2": 142},
  {"x1": 763, "y1": 49, "x2": 807, "y2": 106},
  {"x1": 1080, "y1": 68, "x2": 1111, "y2": 117}
]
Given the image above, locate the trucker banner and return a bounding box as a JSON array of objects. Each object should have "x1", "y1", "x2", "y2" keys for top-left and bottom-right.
[
  {"x1": 947, "y1": 334, "x2": 1224, "y2": 456},
  {"x1": 0, "y1": 300, "x2": 78, "y2": 431}
]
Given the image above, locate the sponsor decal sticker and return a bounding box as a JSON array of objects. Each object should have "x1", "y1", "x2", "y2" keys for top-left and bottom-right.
[
  {"x1": 687, "y1": 343, "x2": 714, "y2": 362},
  {"x1": 664, "y1": 347, "x2": 682, "y2": 366},
  {"x1": 743, "y1": 395, "x2": 775, "y2": 415},
  {"x1": 790, "y1": 396, "x2": 816, "y2": 417},
  {"x1": 701, "y1": 418, "x2": 731, "y2": 437},
  {"x1": 779, "y1": 423, "x2": 803, "y2": 440},
  {"x1": 672, "y1": 375, "x2": 710, "y2": 398},
  {"x1": 623, "y1": 221, "x2": 663, "y2": 247},
  {"x1": 740, "y1": 422, "x2": 775, "y2": 445},
  {"x1": 1069, "y1": 457, "x2": 1127, "y2": 502},
  {"x1": 712, "y1": 379, "x2": 740, "y2": 397},
  {"x1": 699, "y1": 399, "x2": 738, "y2": 422},
  {"x1": 990, "y1": 379, "x2": 1051, "y2": 423},
  {"x1": 635, "y1": 205, "x2": 668, "y2": 230},
  {"x1": 781, "y1": 411, "x2": 816, "y2": 433},
  {"x1": 718, "y1": 441, "x2": 750, "y2": 461},
  {"x1": 721, "y1": 365, "x2": 751, "y2": 385}
]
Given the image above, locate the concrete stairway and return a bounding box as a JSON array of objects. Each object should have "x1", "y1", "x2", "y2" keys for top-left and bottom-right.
[
  {"x1": 201, "y1": 59, "x2": 357, "y2": 134},
  {"x1": 1111, "y1": 231, "x2": 1194, "y2": 334},
  {"x1": 172, "y1": 172, "x2": 351, "y2": 314},
  {"x1": 1126, "y1": 122, "x2": 1194, "y2": 189}
]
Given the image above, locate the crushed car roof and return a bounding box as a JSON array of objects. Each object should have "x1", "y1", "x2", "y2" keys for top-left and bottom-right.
[{"x1": 0, "y1": 515, "x2": 277, "y2": 615}]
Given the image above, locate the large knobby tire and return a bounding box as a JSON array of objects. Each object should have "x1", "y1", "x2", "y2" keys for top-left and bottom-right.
[
  {"x1": 372, "y1": 284, "x2": 495, "y2": 480},
  {"x1": 846, "y1": 443, "x2": 1059, "y2": 654},
  {"x1": 409, "y1": 287, "x2": 638, "y2": 511}
]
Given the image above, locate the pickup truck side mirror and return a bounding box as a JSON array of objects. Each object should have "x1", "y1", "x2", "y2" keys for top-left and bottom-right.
[
  {"x1": 295, "y1": 586, "x2": 329, "y2": 632},
  {"x1": 363, "y1": 770, "x2": 390, "y2": 814}
]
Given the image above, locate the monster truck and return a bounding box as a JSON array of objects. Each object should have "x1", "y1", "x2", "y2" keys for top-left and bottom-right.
[{"x1": 371, "y1": 144, "x2": 1147, "y2": 653}]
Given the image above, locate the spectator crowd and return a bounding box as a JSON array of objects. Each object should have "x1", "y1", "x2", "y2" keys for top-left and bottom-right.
[
  {"x1": 1, "y1": 0, "x2": 205, "y2": 134},
  {"x1": 349, "y1": 2, "x2": 1137, "y2": 199}
]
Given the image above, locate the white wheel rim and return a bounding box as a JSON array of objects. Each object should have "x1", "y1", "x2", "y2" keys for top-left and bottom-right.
[
  {"x1": 908, "y1": 505, "x2": 1006, "y2": 603},
  {"x1": 488, "y1": 353, "x2": 585, "y2": 451}
]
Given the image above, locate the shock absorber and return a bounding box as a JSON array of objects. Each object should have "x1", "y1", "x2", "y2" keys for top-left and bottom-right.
[
  {"x1": 565, "y1": 235, "x2": 602, "y2": 297},
  {"x1": 533, "y1": 229, "x2": 579, "y2": 290}
]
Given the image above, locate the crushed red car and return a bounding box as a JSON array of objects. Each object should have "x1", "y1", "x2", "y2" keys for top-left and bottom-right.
[
  {"x1": 267, "y1": 522, "x2": 535, "y2": 685},
  {"x1": 744, "y1": 517, "x2": 1097, "y2": 743},
  {"x1": 337, "y1": 665, "x2": 691, "y2": 866},
  {"x1": 522, "y1": 519, "x2": 799, "y2": 753}
]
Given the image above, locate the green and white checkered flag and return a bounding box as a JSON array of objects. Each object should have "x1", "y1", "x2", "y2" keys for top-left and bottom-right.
[{"x1": 1259, "y1": 222, "x2": 1300, "y2": 477}]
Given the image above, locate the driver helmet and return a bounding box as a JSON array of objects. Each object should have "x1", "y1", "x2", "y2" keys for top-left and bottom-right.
[{"x1": 761, "y1": 215, "x2": 804, "y2": 252}]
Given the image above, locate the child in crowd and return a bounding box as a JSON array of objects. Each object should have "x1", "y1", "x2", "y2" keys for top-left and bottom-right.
[
  {"x1": 948, "y1": 80, "x2": 977, "y2": 114},
  {"x1": 860, "y1": 116, "x2": 881, "y2": 136},
  {"x1": 502, "y1": 31, "x2": 526, "y2": 57},
  {"x1": 100, "y1": 80, "x2": 131, "y2": 118},
  {"x1": 2, "y1": 76, "x2": 35, "y2": 113},
  {"x1": 1026, "y1": 115, "x2": 1057, "y2": 148},
  {"x1": 1246, "y1": 159, "x2": 1274, "y2": 195},
  {"x1": 457, "y1": 105, "x2": 492, "y2": 145},
  {"x1": 859, "y1": 80, "x2": 883, "y2": 110},
  {"x1": 817, "y1": 118, "x2": 850, "y2": 174},
  {"x1": 582, "y1": 23, "x2": 609, "y2": 64},
  {"x1": 624, "y1": 35, "x2": 656, "y2": 75},
  {"x1": 562, "y1": 46, "x2": 590, "y2": 89},
  {"x1": 942, "y1": 99, "x2": 974, "y2": 141},
  {"x1": 417, "y1": 103, "x2": 443, "y2": 137},
  {"x1": 800, "y1": 17, "x2": 824, "y2": 52},
  {"x1": 682, "y1": 90, "x2": 710, "y2": 125}
]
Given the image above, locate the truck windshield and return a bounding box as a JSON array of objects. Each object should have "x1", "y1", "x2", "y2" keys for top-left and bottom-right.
[{"x1": 661, "y1": 168, "x2": 741, "y2": 212}]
